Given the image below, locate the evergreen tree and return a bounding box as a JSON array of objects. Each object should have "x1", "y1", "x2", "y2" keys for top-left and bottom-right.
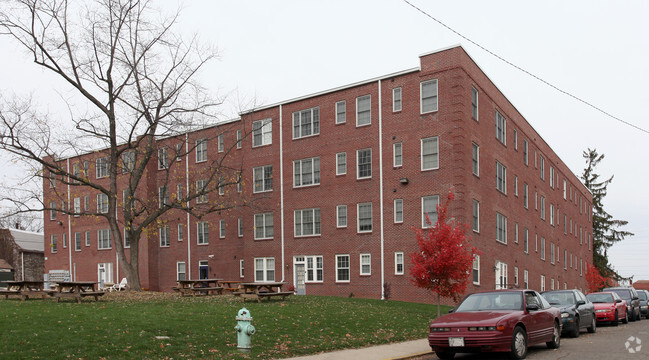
[{"x1": 581, "y1": 149, "x2": 633, "y2": 280}]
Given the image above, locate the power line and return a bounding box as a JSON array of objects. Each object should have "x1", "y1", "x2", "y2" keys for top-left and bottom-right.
[{"x1": 401, "y1": 0, "x2": 649, "y2": 135}]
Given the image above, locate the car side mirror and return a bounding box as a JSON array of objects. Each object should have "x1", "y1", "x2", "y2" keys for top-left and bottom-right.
[
  {"x1": 448, "y1": 308, "x2": 455, "y2": 313},
  {"x1": 576, "y1": 300, "x2": 586, "y2": 307},
  {"x1": 526, "y1": 304, "x2": 540, "y2": 312},
  {"x1": 616, "y1": 299, "x2": 623, "y2": 303},
  {"x1": 633, "y1": 296, "x2": 639, "y2": 300}
]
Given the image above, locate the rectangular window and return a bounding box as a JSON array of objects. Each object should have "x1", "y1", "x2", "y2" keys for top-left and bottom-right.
[
  {"x1": 160, "y1": 225, "x2": 170, "y2": 247},
  {"x1": 73, "y1": 197, "x2": 80, "y2": 216},
  {"x1": 394, "y1": 199, "x2": 404, "y2": 223},
  {"x1": 524, "y1": 270, "x2": 529, "y2": 289},
  {"x1": 421, "y1": 137, "x2": 439, "y2": 170},
  {"x1": 178, "y1": 224, "x2": 184, "y2": 242},
  {"x1": 472, "y1": 200, "x2": 479, "y2": 232},
  {"x1": 523, "y1": 140, "x2": 528, "y2": 166},
  {"x1": 471, "y1": 86, "x2": 478, "y2": 120},
  {"x1": 496, "y1": 212, "x2": 507, "y2": 244},
  {"x1": 495, "y1": 261, "x2": 508, "y2": 290},
  {"x1": 219, "y1": 219, "x2": 226, "y2": 238},
  {"x1": 496, "y1": 161, "x2": 507, "y2": 194},
  {"x1": 159, "y1": 186, "x2": 169, "y2": 208},
  {"x1": 85, "y1": 231, "x2": 90, "y2": 246},
  {"x1": 97, "y1": 193, "x2": 109, "y2": 214},
  {"x1": 293, "y1": 107, "x2": 320, "y2": 138},
  {"x1": 196, "y1": 180, "x2": 207, "y2": 203},
  {"x1": 473, "y1": 255, "x2": 480, "y2": 285},
  {"x1": 96, "y1": 157, "x2": 109, "y2": 178},
  {"x1": 124, "y1": 229, "x2": 130, "y2": 248},
  {"x1": 523, "y1": 183, "x2": 529, "y2": 209},
  {"x1": 395, "y1": 252, "x2": 404, "y2": 275},
  {"x1": 356, "y1": 149, "x2": 372, "y2": 179},
  {"x1": 540, "y1": 196, "x2": 546, "y2": 220},
  {"x1": 337, "y1": 205, "x2": 347, "y2": 228},
  {"x1": 514, "y1": 176, "x2": 518, "y2": 197},
  {"x1": 98, "y1": 229, "x2": 111, "y2": 250},
  {"x1": 563, "y1": 180, "x2": 567, "y2": 199},
  {"x1": 294, "y1": 157, "x2": 320, "y2": 187},
  {"x1": 51, "y1": 235, "x2": 57, "y2": 253},
  {"x1": 254, "y1": 257, "x2": 275, "y2": 282},
  {"x1": 240, "y1": 260, "x2": 245, "y2": 278},
  {"x1": 550, "y1": 166, "x2": 555, "y2": 188},
  {"x1": 84, "y1": 196, "x2": 89, "y2": 212},
  {"x1": 420, "y1": 79, "x2": 438, "y2": 113},
  {"x1": 393, "y1": 142, "x2": 403, "y2": 167},
  {"x1": 335, "y1": 101, "x2": 346, "y2": 124},
  {"x1": 217, "y1": 134, "x2": 224, "y2": 153},
  {"x1": 550, "y1": 242, "x2": 555, "y2": 265},
  {"x1": 495, "y1": 110, "x2": 506, "y2": 145},
  {"x1": 197, "y1": 221, "x2": 208, "y2": 245},
  {"x1": 63, "y1": 234, "x2": 67, "y2": 248},
  {"x1": 253, "y1": 165, "x2": 273, "y2": 193},
  {"x1": 539, "y1": 155, "x2": 545, "y2": 180},
  {"x1": 177, "y1": 262, "x2": 186, "y2": 281},
  {"x1": 550, "y1": 204, "x2": 555, "y2": 226},
  {"x1": 472, "y1": 143, "x2": 479, "y2": 176},
  {"x1": 515, "y1": 223, "x2": 519, "y2": 243},
  {"x1": 393, "y1": 87, "x2": 402, "y2": 112},
  {"x1": 74, "y1": 232, "x2": 82, "y2": 251},
  {"x1": 158, "y1": 147, "x2": 169, "y2": 169},
  {"x1": 514, "y1": 266, "x2": 519, "y2": 286},
  {"x1": 357, "y1": 203, "x2": 373, "y2": 233},
  {"x1": 422, "y1": 195, "x2": 440, "y2": 228},
  {"x1": 513, "y1": 129, "x2": 518, "y2": 150},
  {"x1": 564, "y1": 250, "x2": 568, "y2": 270},
  {"x1": 305, "y1": 256, "x2": 324, "y2": 282},
  {"x1": 336, "y1": 254, "x2": 350, "y2": 282},
  {"x1": 253, "y1": 118, "x2": 272, "y2": 146},
  {"x1": 541, "y1": 237, "x2": 546, "y2": 260},
  {"x1": 336, "y1": 152, "x2": 347, "y2": 175},
  {"x1": 49, "y1": 171, "x2": 56, "y2": 188},
  {"x1": 49, "y1": 202, "x2": 57, "y2": 220},
  {"x1": 541, "y1": 275, "x2": 546, "y2": 291},
  {"x1": 294, "y1": 208, "x2": 321, "y2": 237},
  {"x1": 254, "y1": 213, "x2": 274, "y2": 239},
  {"x1": 236, "y1": 130, "x2": 242, "y2": 149},
  {"x1": 238, "y1": 218, "x2": 243, "y2": 237},
  {"x1": 360, "y1": 254, "x2": 371, "y2": 275},
  {"x1": 356, "y1": 95, "x2": 371, "y2": 126},
  {"x1": 122, "y1": 151, "x2": 135, "y2": 173},
  {"x1": 196, "y1": 138, "x2": 207, "y2": 162}
]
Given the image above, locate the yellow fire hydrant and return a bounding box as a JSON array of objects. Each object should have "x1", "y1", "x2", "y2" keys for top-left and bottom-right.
[{"x1": 234, "y1": 307, "x2": 256, "y2": 352}]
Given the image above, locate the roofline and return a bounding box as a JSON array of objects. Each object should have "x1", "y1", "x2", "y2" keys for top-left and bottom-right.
[{"x1": 7, "y1": 228, "x2": 43, "y2": 236}]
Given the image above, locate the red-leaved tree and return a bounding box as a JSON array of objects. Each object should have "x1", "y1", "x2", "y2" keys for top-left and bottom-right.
[
  {"x1": 586, "y1": 263, "x2": 616, "y2": 293},
  {"x1": 410, "y1": 190, "x2": 480, "y2": 317}
]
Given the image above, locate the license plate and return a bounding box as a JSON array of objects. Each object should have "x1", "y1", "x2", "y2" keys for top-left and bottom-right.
[{"x1": 448, "y1": 337, "x2": 464, "y2": 347}]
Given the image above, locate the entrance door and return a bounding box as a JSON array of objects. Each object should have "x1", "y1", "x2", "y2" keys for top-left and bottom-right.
[
  {"x1": 199, "y1": 260, "x2": 209, "y2": 279},
  {"x1": 97, "y1": 263, "x2": 113, "y2": 287},
  {"x1": 295, "y1": 264, "x2": 306, "y2": 295}
]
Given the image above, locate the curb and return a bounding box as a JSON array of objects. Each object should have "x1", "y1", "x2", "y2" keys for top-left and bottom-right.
[{"x1": 386, "y1": 350, "x2": 434, "y2": 360}]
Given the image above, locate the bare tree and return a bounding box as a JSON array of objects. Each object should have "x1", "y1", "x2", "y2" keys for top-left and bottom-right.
[{"x1": 0, "y1": 0, "x2": 245, "y2": 290}]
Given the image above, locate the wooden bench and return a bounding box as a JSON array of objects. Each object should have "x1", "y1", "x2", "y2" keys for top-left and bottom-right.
[
  {"x1": 0, "y1": 289, "x2": 21, "y2": 299},
  {"x1": 80, "y1": 291, "x2": 105, "y2": 301},
  {"x1": 257, "y1": 291, "x2": 293, "y2": 301},
  {"x1": 54, "y1": 290, "x2": 105, "y2": 303},
  {"x1": 174, "y1": 286, "x2": 224, "y2": 296}
]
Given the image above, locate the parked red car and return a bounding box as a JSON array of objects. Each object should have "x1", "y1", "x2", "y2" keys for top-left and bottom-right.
[
  {"x1": 428, "y1": 290, "x2": 561, "y2": 359},
  {"x1": 586, "y1": 291, "x2": 628, "y2": 326}
]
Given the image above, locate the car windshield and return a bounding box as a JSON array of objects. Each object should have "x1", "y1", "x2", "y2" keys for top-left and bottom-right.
[
  {"x1": 456, "y1": 292, "x2": 523, "y2": 312},
  {"x1": 638, "y1": 292, "x2": 648, "y2": 301},
  {"x1": 542, "y1": 291, "x2": 576, "y2": 306},
  {"x1": 587, "y1": 293, "x2": 614, "y2": 303},
  {"x1": 608, "y1": 289, "x2": 631, "y2": 300}
]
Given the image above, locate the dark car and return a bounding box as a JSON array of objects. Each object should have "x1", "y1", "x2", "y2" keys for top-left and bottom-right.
[
  {"x1": 542, "y1": 289, "x2": 596, "y2": 337},
  {"x1": 587, "y1": 291, "x2": 628, "y2": 326},
  {"x1": 603, "y1": 286, "x2": 641, "y2": 321},
  {"x1": 637, "y1": 290, "x2": 649, "y2": 319},
  {"x1": 428, "y1": 289, "x2": 561, "y2": 360}
]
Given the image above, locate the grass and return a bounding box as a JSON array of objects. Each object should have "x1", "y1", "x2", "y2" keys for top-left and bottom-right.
[{"x1": 0, "y1": 292, "x2": 447, "y2": 359}]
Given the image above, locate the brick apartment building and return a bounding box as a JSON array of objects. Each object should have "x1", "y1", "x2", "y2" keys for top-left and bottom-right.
[{"x1": 43, "y1": 45, "x2": 593, "y2": 303}]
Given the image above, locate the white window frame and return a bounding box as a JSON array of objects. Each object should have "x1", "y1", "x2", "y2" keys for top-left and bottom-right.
[
  {"x1": 524, "y1": 270, "x2": 529, "y2": 289},
  {"x1": 337, "y1": 205, "x2": 347, "y2": 228},
  {"x1": 219, "y1": 219, "x2": 226, "y2": 239},
  {"x1": 335, "y1": 254, "x2": 350, "y2": 283},
  {"x1": 539, "y1": 155, "x2": 545, "y2": 180},
  {"x1": 472, "y1": 199, "x2": 479, "y2": 233},
  {"x1": 197, "y1": 221, "x2": 208, "y2": 245},
  {"x1": 178, "y1": 224, "x2": 184, "y2": 242},
  {"x1": 98, "y1": 229, "x2": 111, "y2": 250},
  {"x1": 420, "y1": 79, "x2": 438, "y2": 113},
  {"x1": 541, "y1": 237, "x2": 546, "y2": 260},
  {"x1": 254, "y1": 257, "x2": 275, "y2": 282},
  {"x1": 496, "y1": 161, "x2": 507, "y2": 194},
  {"x1": 495, "y1": 260, "x2": 508, "y2": 290},
  {"x1": 514, "y1": 266, "x2": 519, "y2": 286},
  {"x1": 177, "y1": 262, "x2": 186, "y2": 281},
  {"x1": 356, "y1": 95, "x2": 371, "y2": 126},
  {"x1": 473, "y1": 255, "x2": 480, "y2": 285},
  {"x1": 51, "y1": 235, "x2": 57, "y2": 253},
  {"x1": 254, "y1": 212, "x2": 274, "y2": 240},
  {"x1": 294, "y1": 157, "x2": 320, "y2": 187},
  {"x1": 238, "y1": 218, "x2": 243, "y2": 238},
  {"x1": 523, "y1": 183, "x2": 529, "y2": 209},
  {"x1": 97, "y1": 193, "x2": 109, "y2": 214},
  {"x1": 73, "y1": 197, "x2": 80, "y2": 217},
  {"x1": 294, "y1": 208, "x2": 321, "y2": 237},
  {"x1": 335, "y1": 101, "x2": 346, "y2": 124},
  {"x1": 395, "y1": 252, "x2": 404, "y2": 275},
  {"x1": 304, "y1": 255, "x2": 324, "y2": 282},
  {"x1": 495, "y1": 110, "x2": 506, "y2": 145},
  {"x1": 357, "y1": 203, "x2": 373, "y2": 233},
  {"x1": 393, "y1": 87, "x2": 402, "y2": 112},
  {"x1": 196, "y1": 179, "x2": 207, "y2": 204},
  {"x1": 253, "y1": 165, "x2": 273, "y2": 193},
  {"x1": 74, "y1": 232, "x2": 82, "y2": 252},
  {"x1": 196, "y1": 138, "x2": 207, "y2": 162},
  {"x1": 421, "y1": 137, "x2": 439, "y2": 171},
  {"x1": 523, "y1": 140, "x2": 529, "y2": 166},
  {"x1": 356, "y1": 148, "x2": 372, "y2": 179},
  {"x1": 394, "y1": 199, "x2": 404, "y2": 223},
  {"x1": 496, "y1": 212, "x2": 507, "y2": 244},
  {"x1": 336, "y1": 152, "x2": 347, "y2": 175},
  {"x1": 217, "y1": 134, "x2": 224, "y2": 153},
  {"x1": 293, "y1": 107, "x2": 320, "y2": 139},
  {"x1": 158, "y1": 186, "x2": 168, "y2": 208},
  {"x1": 160, "y1": 225, "x2": 170, "y2": 247},
  {"x1": 85, "y1": 231, "x2": 90, "y2": 247},
  {"x1": 158, "y1": 147, "x2": 169, "y2": 169},
  {"x1": 393, "y1": 142, "x2": 403, "y2": 168},
  {"x1": 239, "y1": 259, "x2": 245, "y2": 278},
  {"x1": 124, "y1": 229, "x2": 130, "y2": 248},
  {"x1": 236, "y1": 130, "x2": 242, "y2": 149},
  {"x1": 96, "y1": 157, "x2": 109, "y2": 178},
  {"x1": 472, "y1": 143, "x2": 479, "y2": 176},
  {"x1": 360, "y1": 254, "x2": 371, "y2": 276},
  {"x1": 422, "y1": 195, "x2": 439, "y2": 228},
  {"x1": 252, "y1": 118, "x2": 272, "y2": 147},
  {"x1": 471, "y1": 86, "x2": 478, "y2": 120}
]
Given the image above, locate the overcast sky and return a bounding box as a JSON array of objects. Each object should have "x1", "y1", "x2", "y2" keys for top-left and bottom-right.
[{"x1": 1, "y1": 0, "x2": 647, "y2": 280}]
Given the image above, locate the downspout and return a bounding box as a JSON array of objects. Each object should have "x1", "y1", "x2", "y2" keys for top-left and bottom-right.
[
  {"x1": 280, "y1": 105, "x2": 285, "y2": 282},
  {"x1": 21, "y1": 252, "x2": 24, "y2": 281},
  {"x1": 67, "y1": 158, "x2": 73, "y2": 279},
  {"x1": 378, "y1": 80, "x2": 385, "y2": 300},
  {"x1": 186, "y1": 133, "x2": 191, "y2": 280}
]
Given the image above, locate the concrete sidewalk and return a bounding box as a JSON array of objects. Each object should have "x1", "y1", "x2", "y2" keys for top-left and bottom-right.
[{"x1": 283, "y1": 338, "x2": 432, "y2": 360}]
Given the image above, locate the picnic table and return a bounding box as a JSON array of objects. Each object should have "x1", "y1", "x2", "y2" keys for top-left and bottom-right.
[
  {"x1": 1, "y1": 280, "x2": 52, "y2": 300},
  {"x1": 53, "y1": 281, "x2": 105, "y2": 303},
  {"x1": 174, "y1": 278, "x2": 224, "y2": 296},
  {"x1": 233, "y1": 282, "x2": 292, "y2": 303},
  {"x1": 220, "y1": 280, "x2": 244, "y2": 293}
]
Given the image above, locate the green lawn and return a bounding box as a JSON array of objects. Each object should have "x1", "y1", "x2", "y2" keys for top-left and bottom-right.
[{"x1": 0, "y1": 292, "x2": 446, "y2": 359}]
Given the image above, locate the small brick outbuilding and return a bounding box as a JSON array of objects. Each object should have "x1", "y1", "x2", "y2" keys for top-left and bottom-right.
[{"x1": 0, "y1": 228, "x2": 44, "y2": 281}]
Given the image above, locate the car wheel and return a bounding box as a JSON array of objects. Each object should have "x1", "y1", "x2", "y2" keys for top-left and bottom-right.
[
  {"x1": 511, "y1": 326, "x2": 528, "y2": 359},
  {"x1": 571, "y1": 316, "x2": 580, "y2": 338},
  {"x1": 612, "y1": 310, "x2": 619, "y2": 326},
  {"x1": 435, "y1": 351, "x2": 455, "y2": 360},
  {"x1": 587, "y1": 315, "x2": 596, "y2": 333},
  {"x1": 623, "y1": 310, "x2": 629, "y2": 324},
  {"x1": 546, "y1": 321, "x2": 561, "y2": 349},
  {"x1": 630, "y1": 309, "x2": 636, "y2": 322}
]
